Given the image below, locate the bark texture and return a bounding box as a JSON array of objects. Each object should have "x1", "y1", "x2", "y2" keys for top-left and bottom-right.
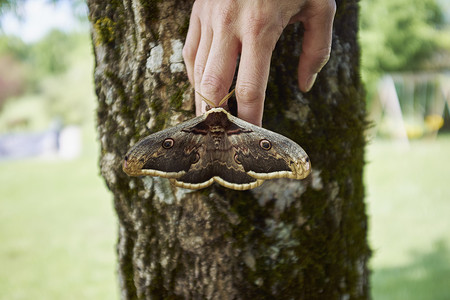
[{"x1": 87, "y1": 0, "x2": 370, "y2": 299}]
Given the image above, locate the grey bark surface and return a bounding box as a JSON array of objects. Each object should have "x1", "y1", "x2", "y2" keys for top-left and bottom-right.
[{"x1": 87, "y1": 0, "x2": 370, "y2": 299}]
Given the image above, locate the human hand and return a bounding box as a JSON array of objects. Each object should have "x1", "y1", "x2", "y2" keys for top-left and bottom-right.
[{"x1": 183, "y1": 0, "x2": 336, "y2": 126}]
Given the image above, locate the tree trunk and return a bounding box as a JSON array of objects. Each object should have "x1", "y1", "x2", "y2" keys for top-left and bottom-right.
[{"x1": 87, "y1": 0, "x2": 370, "y2": 299}]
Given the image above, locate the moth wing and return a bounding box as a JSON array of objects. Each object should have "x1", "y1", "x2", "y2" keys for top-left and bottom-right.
[
  {"x1": 226, "y1": 114, "x2": 311, "y2": 180},
  {"x1": 123, "y1": 114, "x2": 206, "y2": 178}
]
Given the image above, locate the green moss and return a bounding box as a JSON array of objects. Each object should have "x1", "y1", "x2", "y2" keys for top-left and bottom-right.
[
  {"x1": 141, "y1": 0, "x2": 162, "y2": 22},
  {"x1": 140, "y1": 0, "x2": 162, "y2": 40},
  {"x1": 94, "y1": 17, "x2": 116, "y2": 45},
  {"x1": 149, "y1": 97, "x2": 169, "y2": 132},
  {"x1": 169, "y1": 83, "x2": 189, "y2": 110},
  {"x1": 105, "y1": 70, "x2": 126, "y2": 98},
  {"x1": 179, "y1": 16, "x2": 190, "y2": 37}
]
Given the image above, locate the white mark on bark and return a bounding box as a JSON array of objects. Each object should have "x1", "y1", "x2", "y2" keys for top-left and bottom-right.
[
  {"x1": 146, "y1": 43, "x2": 163, "y2": 72},
  {"x1": 100, "y1": 135, "x2": 107, "y2": 150},
  {"x1": 131, "y1": 0, "x2": 144, "y2": 57},
  {"x1": 169, "y1": 113, "x2": 182, "y2": 126},
  {"x1": 170, "y1": 39, "x2": 185, "y2": 73},
  {"x1": 253, "y1": 179, "x2": 306, "y2": 210},
  {"x1": 243, "y1": 251, "x2": 256, "y2": 271},
  {"x1": 142, "y1": 176, "x2": 154, "y2": 190},
  {"x1": 146, "y1": 105, "x2": 156, "y2": 130},
  {"x1": 285, "y1": 101, "x2": 310, "y2": 126},
  {"x1": 311, "y1": 169, "x2": 323, "y2": 190},
  {"x1": 341, "y1": 294, "x2": 350, "y2": 300},
  {"x1": 153, "y1": 177, "x2": 176, "y2": 204},
  {"x1": 117, "y1": 225, "x2": 128, "y2": 300},
  {"x1": 116, "y1": 115, "x2": 131, "y2": 135},
  {"x1": 134, "y1": 236, "x2": 152, "y2": 291},
  {"x1": 138, "y1": 177, "x2": 153, "y2": 199},
  {"x1": 101, "y1": 152, "x2": 118, "y2": 184},
  {"x1": 175, "y1": 186, "x2": 193, "y2": 200},
  {"x1": 105, "y1": 88, "x2": 114, "y2": 105},
  {"x1": 160, "y1": 256, "x2": 168, "y2": 268},
  {"x1": 129, "y1": 179, "x2": 136, "y2": 189},
  {"x1": 357, "y1": 256, "x2": 367, "y2": 295},
  {"x1": 180, "y1": 236, "x2": 205, "y2": 252},
  {"x1": 194, "y1": 256, "x2": 200, "y2": 278},
  {"x1": 264, "y1": 220, "x2": 299, "y2": 257},
  {"x1": 254, "y1": 277, "x2": 263, "y2": 286},
  {"x1": 329, "y1": 180, "x2": 340, "y2": 200}
]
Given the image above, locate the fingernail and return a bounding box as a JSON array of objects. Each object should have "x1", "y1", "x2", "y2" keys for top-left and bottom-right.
[{"x1": 305, "y1": 73, "x2": 318, "y2": 92}]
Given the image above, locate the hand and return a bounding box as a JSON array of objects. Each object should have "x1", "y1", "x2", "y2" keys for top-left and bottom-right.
[{"x1": 183, "y1": 0, "x2": 336, "y2": 126}]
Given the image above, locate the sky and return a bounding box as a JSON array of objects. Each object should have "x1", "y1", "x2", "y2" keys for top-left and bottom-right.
[{"x1": 0, "y1": 0, "x2": 80, "y2": 43}]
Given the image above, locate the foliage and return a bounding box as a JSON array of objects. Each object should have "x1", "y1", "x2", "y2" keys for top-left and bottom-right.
[
  {"x1": 0, "y1": 0, "x2": 18, "y2": 16},
  {"x1": 359, "y1": 0, "x2": 450, "y2": 97},
  {"x1": 0, "y1": 30, "x2": 96, "y2": 130},
  {"x1": 29, "y1": 30, "x2": 76, "y2": 77},
  {"x1": 0, "y1": 29, "x2": 78, "y2": 82}
]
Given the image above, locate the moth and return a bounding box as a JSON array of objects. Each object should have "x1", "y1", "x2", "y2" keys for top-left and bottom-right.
[{"x1": 123, "y1": 90, "x2": 311, "y2": 190}]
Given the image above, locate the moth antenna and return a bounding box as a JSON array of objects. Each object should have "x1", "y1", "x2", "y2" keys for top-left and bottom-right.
[
  {"x1": 218, "y1": 89, "x2": 235, "y2": 107},
  {"x1": 195, "y1": 90, "x2": 216, "y2": 108}
]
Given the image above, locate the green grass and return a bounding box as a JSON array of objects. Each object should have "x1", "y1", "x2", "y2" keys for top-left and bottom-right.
[
  {"x1": 1, "y1": 130, "x2": 449, "y2": 299},
  {"x1": 0, "y1": 127, "x2": 119, "y2": 300},
  {"x1": 366, "y1": 134, "x2": 450, "y2": 299}
]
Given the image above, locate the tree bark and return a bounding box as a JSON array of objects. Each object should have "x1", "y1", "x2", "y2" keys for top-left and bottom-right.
[{"x1": 87, "y1": 0, "x2": 370, "y2": 299}]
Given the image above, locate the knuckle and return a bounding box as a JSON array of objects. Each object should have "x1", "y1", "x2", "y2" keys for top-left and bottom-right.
[
  {"x1": 235, "y1": 82, "x2": 264, "y2": 105},
  {"x1": 316, "y1": 47, "x2": 332, "y2": 65},
  {"x1": 303, "y1": 47, "x2": 331, "y2": 72},
  {"x1": 245, "y1": 13, "x2": 271, "y2": 38},
  {"x1": 182, "y1": 44, "x2": 195, "y2": 62},
  {"x1": 327, "y1": 0, "x2": 337, "y2": 15},
  {"x1": 316, "y1": 46, "x2": 332, "y2": 61},
  {"x1": 318, "y1": 0, "x2": 337, "y2": 19},
  {"x1": 304, "y1": 45, "x2": 331, "y2": 62},
  {"x1": 191, "y1": 0, "x2": 203, "y2": 15},
  {"x1": 217, "y1": 2, "x2": 236, "y2": 28},
  {"x1": 200, "y1": 73, "x2": 227, "y2": 97},
  {"x1": 241, "y1": 10, "x2": 282, "y2": 45}
]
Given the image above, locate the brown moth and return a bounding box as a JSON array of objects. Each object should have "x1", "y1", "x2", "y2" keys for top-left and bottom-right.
[{"x1": 123, "y1": 91, "x2": 311, "y2": 190}]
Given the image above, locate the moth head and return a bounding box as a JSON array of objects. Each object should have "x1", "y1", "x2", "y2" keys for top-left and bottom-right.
[
  {"x1": 294, "y1": 155, "x2": 311, "y2": 179},
  {"x1": 284, "y1": 143, "x2": 311, "y2": 179},
  {"x1": 196, "y1": 89, "x2": 235, "y2": 112}
]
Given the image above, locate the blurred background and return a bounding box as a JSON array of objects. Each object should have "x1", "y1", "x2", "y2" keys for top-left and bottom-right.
[{"x1": 0, "y1": 0, "x2": 449, "y2": 299}]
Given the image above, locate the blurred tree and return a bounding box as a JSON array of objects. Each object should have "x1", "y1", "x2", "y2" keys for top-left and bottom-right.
[
  {"x1": 0, "y1": 35, "x2": 28, "y2": 108},
  {"x1": 360, "y1": 0, "x2": 449, "y2": 97},
  {"x1": 29, "y1": 29, "x2": 74, "y2": 77},
  {"x1": 88, "y1": 0, "x2": 369, "y2": 299},
  {"x1": 0, "y1": 0, "x2": 95, "y2": 128},
  {"x1": 0, "y1": 29, "x2": 76, "y2": 88},
  {"x1": 0, "y1": 0, "x2": 16, "y2": 15},
  {"x1": 0, "y1": 54, "x2": 26, "y2": 107},
  {"x1": 0, "y1": 34, "x2": 29, "y2": 59}
]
